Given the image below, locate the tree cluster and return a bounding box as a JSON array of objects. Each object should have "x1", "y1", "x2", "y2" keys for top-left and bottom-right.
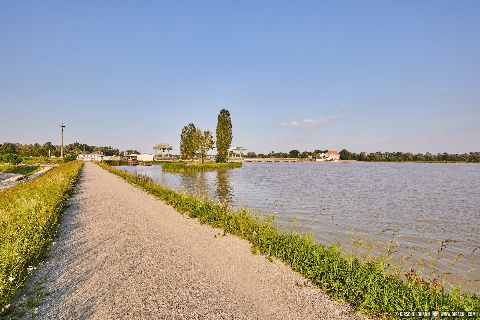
[
  {"x1": 179, "y1": 109, "x2": 232, "y2": 163},
  {"x1": 0, "y1": 142, "x2": 122, "y2": 159},
  {"x1": 243, "y1": 148, "x2": 480, "y2": 163},
  {"x1": 339, "y1": 149, "x2": 480, "y2": 163},
  {"x1": 180, "y1": 123, "x2": 215, "y2": 163},
  {"x1": 245, "y1": 149, "x2": 327, "y2": 159}
]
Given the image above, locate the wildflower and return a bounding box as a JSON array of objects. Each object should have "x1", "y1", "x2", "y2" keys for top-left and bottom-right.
[
  {"x1": 27, "y1": 266, "x2": 34, "y2": 272},
  {"x1": 8, "y1": 276, "x2": 15, "y2": 282},
  {"x1": 5, "y1": 304, "x2": 10, "y2": 309}
]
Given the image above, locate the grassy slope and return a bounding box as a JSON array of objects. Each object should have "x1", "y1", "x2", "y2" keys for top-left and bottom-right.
[
  {"x1": 0, "y1": 161, "x2": 83, "y2": 312},
  {"x1": 0, "y1": 166, "x2": 39, "y2": 176},
  {"x1": 19, "y1": 157, "x2": 65, "y2": 165},
  {"x1": 98, "y1": 163, "x2": 479, "y2": 318},
  {"x1": 162, "y1": 161, "x2": 242, "y2": 172}
]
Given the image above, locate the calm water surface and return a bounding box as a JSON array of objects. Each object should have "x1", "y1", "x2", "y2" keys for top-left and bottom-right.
[{"x1": 119, "y1": 162, "x2": 480, "y2": 291}]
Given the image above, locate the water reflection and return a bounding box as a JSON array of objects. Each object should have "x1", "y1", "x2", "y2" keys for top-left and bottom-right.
[
  {"x1": 179, "y1": 171, "x2": 209, "y2": 199},
  {"x1": 216, "y1": 169, "x2": 232, "y2": 206}
]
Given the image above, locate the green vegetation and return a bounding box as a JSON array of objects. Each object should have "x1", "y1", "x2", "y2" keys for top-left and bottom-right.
[
  {"x1": 339, "y1": 149, "x2": 480, "y2": 163},
  {"x1": 216, "y1": 109, "x2": 232, "y2": 163},
  {"x1": 0, "y1": 154, "x2": 21, "y2": 165},
  {"x1": 198, "y1": 130, "x2": 215, "y2": 163},
  {"x1": 99, "y1": 161, "x2": 479, "y2": 318},
  {"x1": 178, "y1": 109, "x2": 234, "y2": 163},
  {"x1": 246, "y1": 149, "x2": 327, "y2": 159},
  {"x1": 0, "y1": 142, "x2": 121, "y2": 159},
  {"x1": 180, "y1": 124, "x2": 215, "y2": 163},
  {"x1": 162, "y1": 162, "x2": 241, "y2": 172},
  {"x1": 244, "y1": 149, "x2": 480, "y2": 163},
  {"x1": 0, "y1": 161, "x2": 83, "y2": 313},
  {"x1": 16, "y1": 157, "x2": 64, "y2": 165},
  {"x1": 0, "y1": 165, "x2": 39, "y2": 176},
  {"x1": 103, "y1": 160, "x2": 129, "y2": 166},
  {"x1": 62, "y1": 153, "x2": 77, "y2": 162},
  {"x1": 180, "y1": 123, "x2": 200, "y2": 160}
]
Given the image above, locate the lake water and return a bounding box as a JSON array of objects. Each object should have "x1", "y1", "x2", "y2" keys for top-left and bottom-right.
[{"x1": 118, "y1": 162, "x2": 480, "y2": 292}]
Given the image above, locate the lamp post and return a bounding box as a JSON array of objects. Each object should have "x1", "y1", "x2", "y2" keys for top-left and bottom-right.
[{"x1": 60, "y1": 123, "x2": 65, "y2": 158}]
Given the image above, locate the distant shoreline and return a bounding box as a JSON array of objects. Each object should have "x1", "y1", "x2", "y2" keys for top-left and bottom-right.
[{"x1": 240, "y1": 158, "x2": 476, "y2": 164}]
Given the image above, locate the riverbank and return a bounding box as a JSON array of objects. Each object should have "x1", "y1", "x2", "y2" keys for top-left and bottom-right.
[{"x1": 4, "y1": 162, "x2": 368, "y2": 319}]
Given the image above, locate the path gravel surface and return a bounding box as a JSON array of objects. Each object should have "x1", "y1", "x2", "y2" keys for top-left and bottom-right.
[{"x1": 9, "y1": 162, "x2": 369, "y2": 320}]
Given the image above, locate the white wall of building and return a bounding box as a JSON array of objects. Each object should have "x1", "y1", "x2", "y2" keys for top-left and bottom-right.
[
  {"x1": 77, "y1": 154, "x2": 104, "y2": 161},
  {"x1": 137, "y1": 154, "x2": 154, "y2": 161}
]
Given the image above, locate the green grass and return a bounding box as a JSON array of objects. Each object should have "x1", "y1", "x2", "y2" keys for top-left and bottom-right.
[
  {"x1": 0, "y1": 161, "x2": 83, "y2": 313},
  {"x1": 99, "y1": 162, "x2": 479, "y2": 319},
  {"x1": 161, "y1": 161, "x2": 242, "y2": 172},
  {"x1": 0, "y1": 165, "x2": 39, "y2": 176},
  {"x1": 18, "y1": 157, "x2": 65, "y2": 165},
  {"x1": 102, "y1": 160, "x2": 129, "y2": 166}
]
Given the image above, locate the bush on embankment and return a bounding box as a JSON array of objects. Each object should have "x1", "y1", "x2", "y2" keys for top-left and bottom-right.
[
  {"x1": 0, "y1": 154, "x2": 21, "y2": 165},
  {"x1": 98, "y1": 162, "x2": 479, "y2": 318},
  {"x1": 162, "y1": 161, "x2": 242, "y2": 172},
  {"x1": 0, "y1": 161, "x2": 83, "y2": 312},
  {"x1": 103, "y1": 160, "x2": 128, "y2": 166}
]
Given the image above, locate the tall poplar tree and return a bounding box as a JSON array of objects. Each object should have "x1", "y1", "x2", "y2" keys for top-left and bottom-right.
[{"x1": 215, "y1": 109, "x2": 232, "y2": 163}]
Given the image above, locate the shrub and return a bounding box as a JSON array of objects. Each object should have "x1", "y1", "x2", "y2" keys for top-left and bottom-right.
[
  {"x1": 0, "y1": 154, "x2": 21, "y2": 165},
  {"x1": 63, "y1": 154, "x2": 77, "y2": 162}
]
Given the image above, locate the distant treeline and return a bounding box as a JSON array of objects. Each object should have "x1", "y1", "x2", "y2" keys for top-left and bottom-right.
[
  {"x1": 338, "y1": 149, "x2": 480, "y2": 162},
  {"x1": 244, "y1": 149, "x2": 480, "y2": 163},
  {"x1": 2, "y1": 142, "x2": 479, "y2": 163},
  {"x1": 245, "y1": 150, "x2": 328, "y2": 159},
  {"x1": 0, "y1": 142, "x2": 137, "y2": 158}
]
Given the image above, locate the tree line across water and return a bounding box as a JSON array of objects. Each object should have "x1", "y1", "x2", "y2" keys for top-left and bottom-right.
[
  {"x1": 2, "y1": 122, "x2": 479, "y2": 164},
  {"x1": 244, "y1": 149, "x2": 480, "y2": 163},
  {"x1": 338, "y1": 150, "x2": 480, "y2": 162}
]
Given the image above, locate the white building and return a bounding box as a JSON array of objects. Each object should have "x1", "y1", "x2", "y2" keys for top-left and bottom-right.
[
  {"x1": 77, "y1": 154, "x2": 104, "y2": 161},
  {"x1": 154, "y1": 143, "x2": 173, "y2": 158},
  {"x1": 136, "y1": 153, "x2": 154, "y2": 162},
  {"x1": 316, "y1": 150, "x2": 340, "y2": 162},
  {"x1": 229, "y1": 146, "x2": 247, "y2": 158}
]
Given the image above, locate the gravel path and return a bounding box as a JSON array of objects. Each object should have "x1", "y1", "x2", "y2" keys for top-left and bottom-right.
[{"x1": 9, "y1": 162, "x2": 369, "y2": 320}]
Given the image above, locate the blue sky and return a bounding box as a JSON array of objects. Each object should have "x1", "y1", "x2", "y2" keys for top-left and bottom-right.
[{"x1": 1, "y1": 1, "x2": 479, "y2": 154}]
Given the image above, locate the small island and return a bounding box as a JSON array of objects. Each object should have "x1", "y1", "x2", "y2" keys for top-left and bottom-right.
[
  {"x1": 162, "y1": 109, "x2": 242, "y2": 173},
  {"x1": 161, "y1": 161, "x2": 242, "y2": 172}
]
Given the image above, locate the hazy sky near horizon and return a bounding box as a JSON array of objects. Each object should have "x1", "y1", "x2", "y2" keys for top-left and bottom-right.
[{"x1": 1, "y1": 1, "x2": 479, "y2": 154}]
